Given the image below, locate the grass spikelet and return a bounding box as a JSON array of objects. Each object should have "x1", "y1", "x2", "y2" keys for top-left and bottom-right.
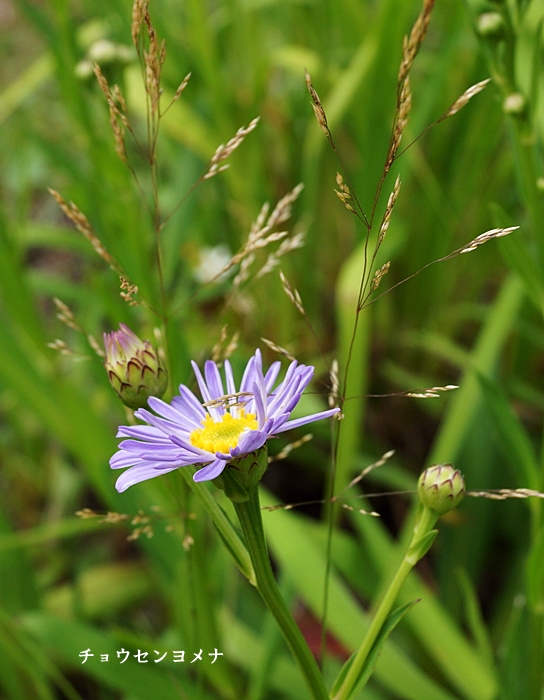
[
  {"x1": 440, "y1": 78, "x2": 491, "y2": 120},
  {"x1": 205, "y1": 117, "x2": 260, "y2": 179},
  {"x1": 334, "y1": 172, "x2": 356, "y2": 215},
  {"x1": 398, "y1": 0, "x2": 435, "y2": 87},
  {"x1": 47, "y1": 339, "x2": 73, "y2": 356},
  {"x1": 53, "y1": 297, "x2": 81, "y2": 332},
  {"x1": 459, "y1": 226, "x2": 518, "y2": 253},
  {"x1": 231, "y1": 184, "x2": 304, "y2": 287},
  {"x1": 305, "y1": 69, "x2": 330, "y2": 137},
  {"x1": 49, "y1": 299, "x2": 104, "y2": 359},
  {"x1": 387, "y1": 75, "x2": 412, "y2": 171},
  {"x1": 211, "y1": 325, "x2": 239, "y2": 364},
  {"x1": 378, "y1": 176, "x2": 401, "y2": 245},
  {"x1": 256, "y1": 231, "x2": 306, "y2": 278},
  {"x1": 93, "y1": 63, "x2": 128, "y2": 162},
  {"x1": 48, "y1": 189, "x2": 122, "y2": 273},
  {"x1": 162, "y1": 72, "x2": 192, "y2": 116},
  {"x1": 260, "y1": 337, "x2": 297, "y2": 362},
  {"x1": 370, "y1": 261, "x2": 390, "y2": 292},
  {"x1": 119, "y1": 277, "x2": 140, "y2": 306},
  {"x1": 404, "y1": 384, "x2": 459, "y2": 398},
  {"x1": 268, "y1": 434, "x2": 313, "y2": 463},
  {"x1": 279, "y1": 270, "x2": 305, "y2": 315},
  {"x1": 467, "y1": 488, "x2": 544, "y2": 501},
  {"x1": 131, "y1": 0, "x2": 146, "y2": 47},
  {"x1": 87, "y1": 334, "x2": 105, "y2": 358}
]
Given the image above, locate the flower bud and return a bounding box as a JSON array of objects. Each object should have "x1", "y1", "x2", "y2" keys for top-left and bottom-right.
[
  {"x1": 103, "y1": 324, "x2": 168, "y2": 409},
  {"x1": 417, "y1": 464, "x2": 465, "y2": 515}
]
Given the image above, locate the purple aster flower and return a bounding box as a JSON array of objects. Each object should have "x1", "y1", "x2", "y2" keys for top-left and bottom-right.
[{"x1": 110, "y1": 349, "x2": 340, "y2": 492}]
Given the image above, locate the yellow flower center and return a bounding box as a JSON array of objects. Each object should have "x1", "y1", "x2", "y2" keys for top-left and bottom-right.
[{"x1": 190, "y1": 411, "x2": 258, "y2": 454}]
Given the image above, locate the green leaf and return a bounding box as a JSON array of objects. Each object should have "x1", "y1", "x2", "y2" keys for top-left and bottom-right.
[
  {"x1": 260, "y1": 490, "x2": 461, "y2": 700},
  {"x1": 477, "y1": 372, "x2": 540, "y2": 490},
  {"x1": 22, "y1": 613, "x2": 215, "y2": 700},
  {"x1": 334, "y1": 600, "x2": 420, "y2": 698},
  {"x1": 406, "y1": 530, "x2": 438, "y2": 563}
]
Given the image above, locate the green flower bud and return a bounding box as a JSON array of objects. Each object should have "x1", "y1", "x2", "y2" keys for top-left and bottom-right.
[
  {"x1": 103, "y1": 324, "x2": 168, "y2": 409},
  {"x1": 418, "y1": 464, "x2": 465, "y2": 515}
]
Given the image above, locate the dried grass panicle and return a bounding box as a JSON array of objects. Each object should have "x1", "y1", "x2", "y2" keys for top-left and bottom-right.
[
  {"x1": 76, "y1": 508, "x2": 100, "y2": 518},
  {"x1": 232, "y1": 252, "x2": 256, "y2": 288},
  {"x1": 211, "y1": 325, "x2": 239, "y2": 364},
  {"x1": 127, "y1": 524, "x2": 154, "y2": 541},
  {"x1": 266, "y1": 183, "x2": 304, "y2": 228},
  {"x1": 388, "y1": 0, "x2": 434, "y2": 169},
  {"x1": 260, "y1": 337, "x2": 297, "y2": 363},
  {"x1": 49, "y1": 189, "x2": 122, "y2": 273},
  {"x1": 378, "y1": 176, "x2": 401, "y2": 244},
  {"x1": 268, "y1": 434, "x2": 313, "y2": 463},
  {"x1": 173, "y1": 72, "x2": 192, "y2": 101},
  {"x1": 388, "y1": 75, "x2": 412, "y2": 169},
  {"x1": 231, "y1": 184, "x2": 304, "y2": 287},
  {"x1": 144, "y1": 35, "x2": 165, "y2": 117},
  {"x1": 370, "y1": 261, "x2": 391, "y2": 291},
  {"x1": 335, "y1": 172, "x2": 356, "y2": 214},
  {"x1": 53, "y1": 297, "x2": 81, "y2": 332},
  {"x1": 119, "y1": 277, "x2": 140, "y2": 306},
  {"x1": 129, "y1": 510, "x2": 154, "y2": 540},
  {"x1": 49, "y1": 299, "x2": 106, "y2": 358},
  {"x1": 103, "y1": 512, "x2": 129, "y2": 523},
  {"x1": 131, "y1": 0, "x2": 147, "y2": 47},
  {"x1": 205, "y1": 117, "x2": 260, "y2": 179},
  {"x1": 131, "y1": 0, "x2": 164, "y2": 119},
  {"x1": 460, "y1": 226, "x2": 518, "y2": 254},
  {"x1": 279, "y1": 270, "x2": 305, "y2": 315},
  {"x1": 305, "y1": 69, "x2": 330, "y2": 137},
  {"x1": 257, "y1": 230, "x2": 306, "y2": 278},
  {"x1": 398, "y1": 0, "x2": 435, "y2": 88},
  {"x1": 329, "y1": 358, "x2": 339, "y2": 409},
  {"x1": 87, "y1": 334, "x2": 105, "y2": 358},
  {"x1": 441, "y1": 78, "x2": 491, "y2": 120},
  {"x1": 47, "y1": 339, "x2": 73, "y2": 356},
  {"x1": 93, "y1": 63, "x2": 128, "y2": 162},
  {"x1": 76, "y1": 508, "x2": 129, "y2": 522}
]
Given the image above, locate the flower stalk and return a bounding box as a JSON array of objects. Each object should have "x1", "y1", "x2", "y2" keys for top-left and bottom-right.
[
  {"x1": 230, "y1": 471, "x2": 329, "y2": 700},
  {"x1": 332, "y1": 466, "x2": 465, "y2": 700}
]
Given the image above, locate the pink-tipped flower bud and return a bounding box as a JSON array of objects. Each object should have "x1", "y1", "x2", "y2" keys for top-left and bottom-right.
[
  {"x1": 417, "y1": 464, "x2": 465, "y2": 515},
  {"x1": 103, "y1": 324, "x2": 167, "y2": 409}
]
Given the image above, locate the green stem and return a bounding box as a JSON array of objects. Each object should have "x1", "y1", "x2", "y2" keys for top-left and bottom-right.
[
  {"x1": 178, "y1": 469, "x2": 255, "y2": 585},
  {"x1": 233, "y1": 486, "x2": 329, "y2": 700},
  {"x1": 332, "y1": 506, "x2": 438, "y2": 700}
]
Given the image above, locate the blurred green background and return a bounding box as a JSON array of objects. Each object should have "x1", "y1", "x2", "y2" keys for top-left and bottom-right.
[{"x1": 1, "y1": 0, "x2": 544, "y2": 697}]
